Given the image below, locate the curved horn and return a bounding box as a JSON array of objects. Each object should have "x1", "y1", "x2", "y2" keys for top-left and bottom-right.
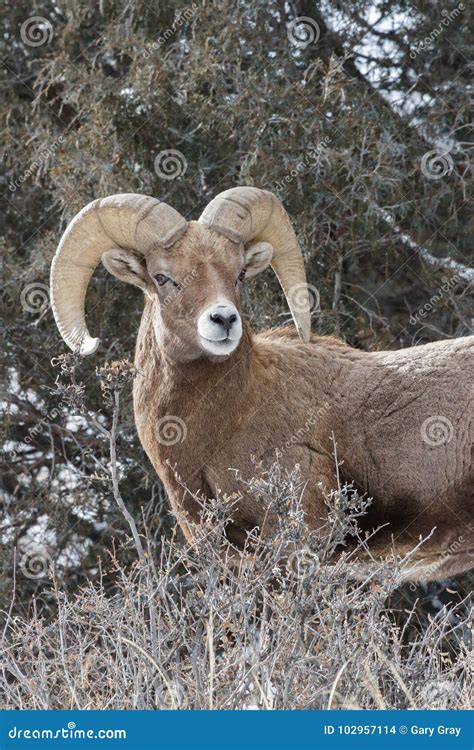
[
  {"x1": 50, "y1": 194, "x2": 187, "y2": 355},
  {"x1": 198, "y1": 187, "x2": 311, "y2": 342}
]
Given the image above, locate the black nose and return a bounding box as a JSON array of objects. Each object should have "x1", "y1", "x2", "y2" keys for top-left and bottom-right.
[{"x1": 210, "y1": 310, "x2": 237, "y2": 336}]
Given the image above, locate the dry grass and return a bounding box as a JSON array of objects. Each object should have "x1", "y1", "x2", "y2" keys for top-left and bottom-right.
[{"x1": 1, "y1": 468, "x2": 471, "y2": 710}]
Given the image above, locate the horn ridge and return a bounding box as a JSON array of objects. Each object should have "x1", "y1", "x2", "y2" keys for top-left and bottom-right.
[
  {"x1": 50, "y1": 194, "x2": 187, "y2": 355},
  {"x1": 199, "y1": 187, "x2": 311, "y2": 341}
]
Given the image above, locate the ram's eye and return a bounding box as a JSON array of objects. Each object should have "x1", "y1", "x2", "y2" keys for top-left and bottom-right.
[
  {"x1": 237, "y1": 269, "x2": 246, "y2": 282},
  {"x1": 154, "y1": 273, "x2": 169, "y2": 286}
]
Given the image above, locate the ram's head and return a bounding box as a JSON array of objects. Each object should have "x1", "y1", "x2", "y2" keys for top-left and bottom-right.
[{"x1": 50, "y1": 187, "x2": 311, "y2": 362}]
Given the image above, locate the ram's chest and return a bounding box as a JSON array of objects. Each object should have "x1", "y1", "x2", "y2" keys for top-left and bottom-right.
[
  {"x1": 192, "y1": 404, "x2": 332, "y2": 496},
  {"x1": 136, "y1": 381, "x2": 323, "y2": 477}
]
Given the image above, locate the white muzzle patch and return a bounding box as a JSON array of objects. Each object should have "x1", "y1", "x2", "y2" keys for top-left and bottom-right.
[{"x1": 197, "y1": 301, "x2": 242, "y2": 356}]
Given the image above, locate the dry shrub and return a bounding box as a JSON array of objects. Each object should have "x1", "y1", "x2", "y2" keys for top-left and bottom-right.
[{"x1": 1, "y1": 466, "x2": 471, "y2": 710}]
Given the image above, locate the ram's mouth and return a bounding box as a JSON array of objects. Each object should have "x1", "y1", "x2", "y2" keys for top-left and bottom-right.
[
  {"x1": 199, "y1": 335, "x2": 240, "y2": 356},
  {"x1": 201, "y1": 336, "x2": 233, "y2": 345}
]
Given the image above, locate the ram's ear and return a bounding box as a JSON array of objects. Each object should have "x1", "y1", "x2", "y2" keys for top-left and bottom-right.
[
  {"x1": 102, "y1": 248, "x2": 148, "y2": 290},
  {"x1": 242, "y1": 241, "x2": 273, "y2": 280}
]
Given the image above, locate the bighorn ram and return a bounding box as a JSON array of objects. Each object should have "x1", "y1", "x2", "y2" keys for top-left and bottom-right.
[{"x1": 51, "y1": 188, "x2": 473, "y2": 580}]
